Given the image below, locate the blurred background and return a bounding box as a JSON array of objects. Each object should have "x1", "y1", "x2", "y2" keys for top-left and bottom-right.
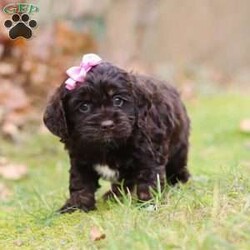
[
  {"x1": 0, "y1": 0, "x2": 249, "y2": 142},
  {"x1": 1, "y1": 2, "x2": 250, "y2": 245}
]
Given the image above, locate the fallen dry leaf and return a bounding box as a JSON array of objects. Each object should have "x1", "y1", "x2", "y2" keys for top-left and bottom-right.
[
  {"x1": 244, "y1": 141, "x2": 250, "y2": 150},
  {"x1": 13, "y1": 239, "x2": 24, "y2": 247},
  {"x1": 0, "y1": 157, "x2": 8, "y2": 165},
  {"x1": 0, "y1": 62, "x2": 16, "y2": 76},
  {"x1": 240, "y1": 119, "x2": 250, "y2": 133},
  {"x1": 0, "y1": 183, "x2": 12, "y2": 200},
  {"x1": 0, "y1": 163, "x2": 28, "y2": 180},
  {"x1": 90, "y1": 226, "x2": 106, "y2": 241},
  {"x1": 0, "y1": 81, "x2": 30, "y2": 111},
  {"x1": 1, "y1": 122, "x2": 19, "y2": 141}
]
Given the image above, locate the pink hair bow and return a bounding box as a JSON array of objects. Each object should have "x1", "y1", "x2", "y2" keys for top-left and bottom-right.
[{"x1": 65, "y1": 53, "x2": 102, "y2": 90}]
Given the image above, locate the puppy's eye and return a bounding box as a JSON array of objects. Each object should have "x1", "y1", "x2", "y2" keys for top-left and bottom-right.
[
  {"x1": 112, "y1": 96, "x2": 124, "y2": 107},
  {"x1": 79, "y1": 103, "x2": 90, "y2": 113}
]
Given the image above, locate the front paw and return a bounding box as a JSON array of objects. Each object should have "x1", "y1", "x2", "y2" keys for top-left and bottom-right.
[
  {"x1": 59, "y1": 201, "x2": 96, "y2": 213},
  {"x1": 59, "y1": 191, "x2": 96, "y2": 213}
]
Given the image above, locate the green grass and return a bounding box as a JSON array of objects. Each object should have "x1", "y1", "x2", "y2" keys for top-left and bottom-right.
[{"x1": 0, "y1": 93, "x2": 250, "y2": 249}]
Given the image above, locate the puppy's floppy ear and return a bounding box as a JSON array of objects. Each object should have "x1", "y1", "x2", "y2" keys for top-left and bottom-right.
[{"x1": 43, "y1": 85, "x2": 68, "y2": 141}]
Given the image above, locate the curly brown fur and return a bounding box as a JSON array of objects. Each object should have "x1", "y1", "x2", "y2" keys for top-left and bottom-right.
[{"x1": 43, "y1": 62, "x2": 190, "y2": 213}]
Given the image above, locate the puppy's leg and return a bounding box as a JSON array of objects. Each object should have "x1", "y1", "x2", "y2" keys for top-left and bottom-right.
[
  {"x1": 166, "y1": 142, "x2": 190, "y2": 185},
  {"x1": 59, "y1": 159, "x2": 99, "y2": 213},
  {"x1": 136, "y1": 164, "x2": 166, "y2": 201}
]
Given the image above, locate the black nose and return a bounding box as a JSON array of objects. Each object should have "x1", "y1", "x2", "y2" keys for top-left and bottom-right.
[{"x1": 101, "y1": 120, "x2": 115, "y2": 130}]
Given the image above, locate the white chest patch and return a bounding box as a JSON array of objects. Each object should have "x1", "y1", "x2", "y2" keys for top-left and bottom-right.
[{"x1": 94, "y1": 164, "x2": 119, "y2": 182}]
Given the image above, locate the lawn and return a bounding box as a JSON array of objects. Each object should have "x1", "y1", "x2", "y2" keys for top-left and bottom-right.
[{"x1": 0, "y1": 93, "x2": 250, "y2": 250}]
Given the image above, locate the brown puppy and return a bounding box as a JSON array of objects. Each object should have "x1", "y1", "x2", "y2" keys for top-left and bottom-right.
[{"x1": 44, "y1": 59, "x2": 190, "y2": 213}]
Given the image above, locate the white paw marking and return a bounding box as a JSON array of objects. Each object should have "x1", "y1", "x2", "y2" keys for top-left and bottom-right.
[{"x1": 94, "y1": 164, "x2": 119, "y2": 182}]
